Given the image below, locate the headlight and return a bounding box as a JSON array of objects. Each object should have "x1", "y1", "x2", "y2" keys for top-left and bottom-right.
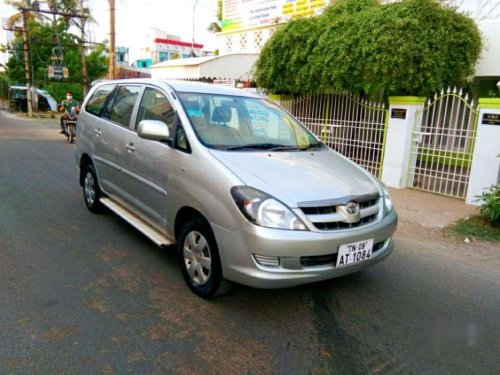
[
  {"x1": 230, "y1": 186, "x2": 308, "y2": 230},
  {"x1": 383, "y1": 187, "x2": 393, "y2": 214}
]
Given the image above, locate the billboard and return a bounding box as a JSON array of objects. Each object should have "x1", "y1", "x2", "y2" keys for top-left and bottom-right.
[{"x1": 222, "y1": 0, "x2": 327, "y2": 32}]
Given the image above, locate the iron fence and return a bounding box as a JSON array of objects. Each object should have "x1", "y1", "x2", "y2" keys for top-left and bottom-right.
[{"x1": 280, "y1": 93, "x2": 388, "y2": 178}]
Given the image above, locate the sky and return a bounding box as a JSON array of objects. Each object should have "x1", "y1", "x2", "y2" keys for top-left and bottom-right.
[{"x1": 0, "y1": 0, "x2": 220, "y2": 61}]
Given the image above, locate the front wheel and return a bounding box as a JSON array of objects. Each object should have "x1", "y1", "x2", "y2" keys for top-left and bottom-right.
[
  {"x1": 178, "y1": 219, "x2": 224, "y2": 298},
  {"x1": 82, "y1": 164, "x2": 104, "y2": 213},
  {"x1": 68, "y1": 125, "x2": 75, "y2": 143}
]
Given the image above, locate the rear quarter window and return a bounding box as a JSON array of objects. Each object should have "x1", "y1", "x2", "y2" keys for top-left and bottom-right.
[{"x1": 85, "y1": 84, "x2": 116, "y2": 116}]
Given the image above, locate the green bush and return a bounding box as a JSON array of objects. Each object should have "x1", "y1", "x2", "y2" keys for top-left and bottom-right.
[
  {"x1": 476, "y1": 184, "x2": 500, "y2": 226},
  {"x1": 255, "y1": 17, "x2": 323, "y2": 94},
  {"x1": 0, "y1": 74, "x2": 9, "y2": 100},
  {"x1": 255, "y1": 0, "x2": 482, "y2": 96}
]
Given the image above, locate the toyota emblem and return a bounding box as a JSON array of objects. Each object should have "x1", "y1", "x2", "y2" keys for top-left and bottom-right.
[{"x1": 346, "y1": 201, "x2": 360, "y2": 215}]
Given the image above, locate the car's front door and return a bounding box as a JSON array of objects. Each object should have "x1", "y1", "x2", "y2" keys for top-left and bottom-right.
[{"x1": 121, "y1": 86, "x2": 176, "y2": 227}]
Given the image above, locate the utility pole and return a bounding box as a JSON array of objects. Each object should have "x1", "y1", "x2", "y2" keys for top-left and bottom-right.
[
  {"x1": 21, "y1": 8, "x2": 33, "y2": 117},
  {"x1": 80, "y1": 0, "x2": 89, "y2": 96},
  {"x1": 191, "y1": 0, "x2": 199, "y2": 57},
  {"x1": 17, "y1": 5, "x2": 89, "y2": 113},
  {"x1": 109, "y1": 0, "x2": 116, "y2": 80}
]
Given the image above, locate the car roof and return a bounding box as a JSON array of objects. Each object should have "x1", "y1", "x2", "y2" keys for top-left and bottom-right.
[{"x1": 95, "y1": 78, "x2": 263, "y2": 99}]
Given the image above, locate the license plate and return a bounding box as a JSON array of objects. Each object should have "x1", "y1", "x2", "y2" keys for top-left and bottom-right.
[{"x1": 336, "y1": 239, "x2": 373, "y2": 268}]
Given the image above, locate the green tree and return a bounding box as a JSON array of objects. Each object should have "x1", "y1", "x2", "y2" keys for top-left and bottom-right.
[
  {"x1": 5, "y1": 19, "x2": 107, "y2": 102},
  {"x1": 255, "y1": 0, "x2": 482, "y2": 97},
  {"x1": 0, "y1": 73, "x2": 9, "y2": 100},
  {"x1": 255, "y1": 17, "x2": 323, "y2": 94},
  {"x1": 5, "y1": 0, "x2": 47, "y2": 28},
  {"x1": 207, "y1": 0, "x2": 222, "y2": 33}
]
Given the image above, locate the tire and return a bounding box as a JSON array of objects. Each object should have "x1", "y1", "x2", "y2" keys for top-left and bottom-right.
[
  {"x1": 178, "y1": 218, "x2": 225, "y2": 298},
  {"x1": 69, "y1": 126, "x2": 74, "y2": 144},
  {"x1": 82, "y1": 163, "x2": 104, "y2": 213}
]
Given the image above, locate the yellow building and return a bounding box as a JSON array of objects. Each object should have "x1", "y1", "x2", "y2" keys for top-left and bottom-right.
[{"x1": 217, "y1": 0, "x2": 327, "y2": 54}]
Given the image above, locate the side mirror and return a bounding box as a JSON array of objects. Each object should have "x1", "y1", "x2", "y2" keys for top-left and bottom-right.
[{"x1": 137, "y1": 120, "x2": 170, "y2": 142}]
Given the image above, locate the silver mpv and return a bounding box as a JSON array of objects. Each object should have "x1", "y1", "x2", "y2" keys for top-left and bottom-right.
[{"x1": 76, "y1": 79, "x2": 397, "y2": 297}]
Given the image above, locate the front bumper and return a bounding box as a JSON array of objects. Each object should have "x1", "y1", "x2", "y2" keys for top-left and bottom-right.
[{"x1": 212, "y1": 209, "x2": 398, "y2": 289}]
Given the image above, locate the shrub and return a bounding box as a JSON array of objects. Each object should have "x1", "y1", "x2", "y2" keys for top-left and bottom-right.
[
  {"x1": 476, "y1": 184, "x2": 500, "y2": 226},
  {"x1": 0, "y1": 74, "x2": 9, "y2": 100},
  {"x1": 255, "y1": 0, "x2": 482, "y2": 97}
]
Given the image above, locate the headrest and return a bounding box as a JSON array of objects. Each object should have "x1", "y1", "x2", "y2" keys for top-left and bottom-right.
[{"x1": 211, "y1": 106, "x2": 232, "y2": 124}]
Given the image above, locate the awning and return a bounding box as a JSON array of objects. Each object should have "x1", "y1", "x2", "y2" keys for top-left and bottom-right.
[{"x1": 150, "y1": 53, "x2": 259, "y2": 81}]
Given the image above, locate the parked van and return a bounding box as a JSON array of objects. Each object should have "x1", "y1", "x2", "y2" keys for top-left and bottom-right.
[{"x1": 76, "y1": 79, "x2": 397, "y2": 297}]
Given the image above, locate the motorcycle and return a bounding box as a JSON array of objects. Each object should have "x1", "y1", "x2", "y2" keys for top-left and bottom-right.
[{"x1": 63, "y1": 107, "x2": 79, "y2": 144}]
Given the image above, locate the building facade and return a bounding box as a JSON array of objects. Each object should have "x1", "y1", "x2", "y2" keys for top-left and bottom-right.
[
  {"x1": 218, "y1": 0, "x2": 327, "y2": 54},
  {"x1": 136, "y1": 27, "x2": 204, "y2": 68}
]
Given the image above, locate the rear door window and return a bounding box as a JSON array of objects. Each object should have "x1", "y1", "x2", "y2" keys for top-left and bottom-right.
[
  {"x1": 102, "y1": 85, "x2": 141, "y2": 128},
  {"x1": 85, "y1": 84, "x2": 116, "y2": 116}
]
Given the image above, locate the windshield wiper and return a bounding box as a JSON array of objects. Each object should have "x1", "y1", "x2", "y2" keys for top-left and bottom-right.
[
  {"x1": 225, "y1": 143, "x2": 323, "y2": 151},
  {"x1": 299, "y1": 143, "x2": 323, "y2": 151},
  {"x1": 225, "y1": 143, "x2": 290, "y2": 151},
  {"x1": 268, "y1": 145, "x2": 304, "y2": 151}
]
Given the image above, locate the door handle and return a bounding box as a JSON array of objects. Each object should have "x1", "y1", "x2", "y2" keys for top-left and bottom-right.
[
  {"x1": 126, "y1": 142, "x2": 135, "y2": 152},
  {"x1": 94, "y1": 129, "x2": 102, "y2": 136}
]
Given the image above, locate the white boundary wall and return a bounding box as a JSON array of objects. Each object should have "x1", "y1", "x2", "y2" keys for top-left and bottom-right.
[
  {"x1": 381, "y1": 97, "x2": 425, "y2": 189},
  {"x1": 466, "y1": 99, "x2": 500, "y2": 205}
]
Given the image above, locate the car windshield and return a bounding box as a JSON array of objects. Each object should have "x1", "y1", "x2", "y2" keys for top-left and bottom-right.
[{"x1": 177, "y1": 92, "x2": 323, "y2": 151}]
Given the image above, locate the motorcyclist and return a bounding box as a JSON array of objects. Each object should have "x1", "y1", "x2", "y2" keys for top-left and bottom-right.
[{"x1": 59, "y1": 92, "x2": 79, "y2": 134}]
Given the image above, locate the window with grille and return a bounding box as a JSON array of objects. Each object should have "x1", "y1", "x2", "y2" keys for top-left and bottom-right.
[
  {"x1": 254, "y1": 31, "x2": 263, "y2": 49},
  {"x1": 226, "y1": 36, "x2": 233, "y2": 52},
  {"x1": 239, "y1": 34, "x2": 247, "y2": 51}
]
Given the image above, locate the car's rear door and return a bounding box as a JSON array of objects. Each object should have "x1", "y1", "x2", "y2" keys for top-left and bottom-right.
[{"x1": 93, "y1": 84, "x2": 143, "y2": 199}]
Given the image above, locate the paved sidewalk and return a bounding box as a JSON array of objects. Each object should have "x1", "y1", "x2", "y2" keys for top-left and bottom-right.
[{"x1": 389, "y1": 187, "x2": 478, "y2": 228}]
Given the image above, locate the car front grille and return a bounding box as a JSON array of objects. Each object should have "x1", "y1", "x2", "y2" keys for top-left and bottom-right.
[
  {"x1": 299, "y1": 196, "x2": 380, "y2": 231},
  {"x1": 300, "y1": 240, "x2": 386, "y2": 267}
]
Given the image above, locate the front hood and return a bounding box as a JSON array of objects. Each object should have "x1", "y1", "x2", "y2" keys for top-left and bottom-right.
[{"x1": 209, "y1": 149, "x2": 380, "y2": 207}]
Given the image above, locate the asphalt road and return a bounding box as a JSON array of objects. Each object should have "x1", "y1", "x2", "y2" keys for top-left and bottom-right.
[{"x1": 0, "y1": 111, "x2": 499, "y2": 374}]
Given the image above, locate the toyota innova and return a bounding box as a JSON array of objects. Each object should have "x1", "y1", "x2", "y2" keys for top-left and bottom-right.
[{"x1": 76, "y1": 79, "x2": 397, "y2": 297}]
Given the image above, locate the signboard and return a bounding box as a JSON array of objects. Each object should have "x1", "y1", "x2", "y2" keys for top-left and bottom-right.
[
  {"x1": 391, "y1": 108, "x2": 407, "y2": 119},
  {"x1": 213, "y1": 78, "x2": 235, "y2": 87},
  {"x1": 482, "y1": 113, "x2": 500, "y2": 126},
  {"x1": 222, "y1": 0, "x2": 327, "y2": 32}
]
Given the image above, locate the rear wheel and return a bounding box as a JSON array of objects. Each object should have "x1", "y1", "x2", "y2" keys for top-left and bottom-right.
[
  {"x1": 178, "y1": 218, "x2": 224, "y2": 298},
  {"x1": 82, "y1": 164, "x2": 104, "y2": 213}
]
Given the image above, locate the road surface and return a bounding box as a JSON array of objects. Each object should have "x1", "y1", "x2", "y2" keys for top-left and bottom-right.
[{"x1": 0, "y1": 111, "x2": 498, "y2": 374}]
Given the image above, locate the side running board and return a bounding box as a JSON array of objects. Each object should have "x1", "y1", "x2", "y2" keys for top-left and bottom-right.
[{"x1": 99, "y1": 197, "x2": 174, "y2": 247}]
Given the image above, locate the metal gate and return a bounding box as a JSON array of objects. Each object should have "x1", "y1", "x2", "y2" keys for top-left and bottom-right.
[
  {"x1": 408, "y1": 88, "x2": 479, "y2": 199},
  {"x1": 280, "y1": 93, "x2": 388, "y2": 178}
]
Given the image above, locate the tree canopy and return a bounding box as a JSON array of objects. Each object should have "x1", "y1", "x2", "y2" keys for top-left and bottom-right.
[
  {"x1": 4, "y1": 19, "x2": 107, "y2": 102},
  {"x1": 255, "y1": 0, "x2": 482, "y2": 97}
]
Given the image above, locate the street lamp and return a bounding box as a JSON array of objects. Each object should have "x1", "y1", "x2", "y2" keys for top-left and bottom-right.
[
  {"x1": 191, "y1": 0, "x2": 200, "y2": 57},
  {"x1": 496, "y1": 80, "x2": 500, "y2": 94}
]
